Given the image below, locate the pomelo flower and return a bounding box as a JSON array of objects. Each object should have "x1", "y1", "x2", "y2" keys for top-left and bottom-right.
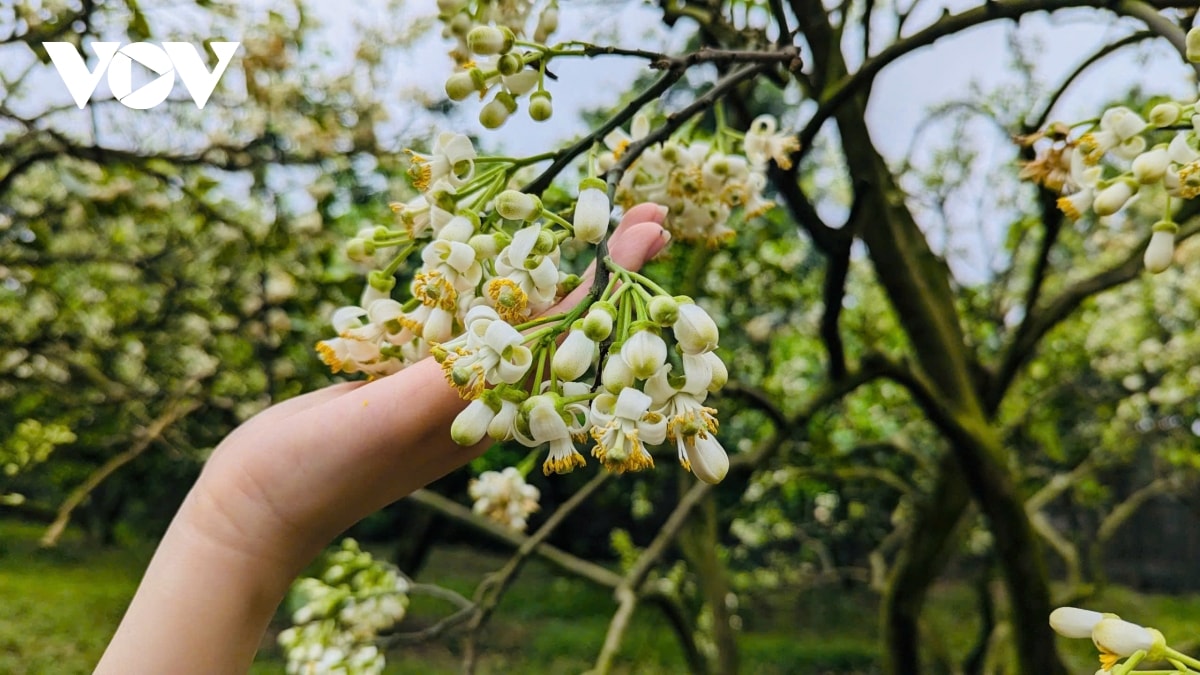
[{"x1": 589, "y1": 387, "x2": 666, "y2": 473}]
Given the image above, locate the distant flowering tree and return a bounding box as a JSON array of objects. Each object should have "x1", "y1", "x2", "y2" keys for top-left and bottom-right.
[{"x1": 291, "y1": 1, "x2": 1200, "y2": 673}]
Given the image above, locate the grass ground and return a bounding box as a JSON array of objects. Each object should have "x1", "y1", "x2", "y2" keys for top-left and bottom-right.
[{"x1": 0, "y1": 518, "x2": 1197, "y2": 674}]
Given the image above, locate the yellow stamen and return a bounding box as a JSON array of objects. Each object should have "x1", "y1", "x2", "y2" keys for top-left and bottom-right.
[
  {"x1": 543, "y1": 450, "x2": 586, "y2": 475},
  {"x1": 405, "y1": 151, "x2": 432, "y2": 191},
  {"x1": 315, "y1": 341, "x2": 345, "y2": 372},
  {"x1": 1178, "y1": 162, "x2": 1200, "y2": 199},
  {"x1": 1056, "y1": 195, "x2": 1082, "y2": 220},
  {"x1": 413, "y1": 271, "x2": 458, "y2": 310},
  {"x1": 486, "y1": 278, "x2": 529, "y2": 322}
]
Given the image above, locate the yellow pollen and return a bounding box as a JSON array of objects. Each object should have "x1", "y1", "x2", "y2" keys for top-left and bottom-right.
[
  {"x1": 405, "y1": 151, "x2": 432, "y2": 191},
  {"x1": 612, "y1": 139, "x2": 631, "y2": 160},
  {"x1": 315, "y1": 341, "x2": 345, "y2": 372},
  {"x1": 543, "y1": 450, "x2": 586, "y2": 476},
  {"x1": 1077, "y1": 133, "x2": 1103, "y2": 165},
  {"x1": 486, "y1": 278, "x2": 529, "y2": 322},
  {"x1": 413, "y1": 271, "x2": 458, "y2": 310},
  {"x1": 1178, "y1": 162, "x2": 1200, "y2": 199},
  {"x1": 1056, "y1": 195, "x2": 1082, "y2": 220}
]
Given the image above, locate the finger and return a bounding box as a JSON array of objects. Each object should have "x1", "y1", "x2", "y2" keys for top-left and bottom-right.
[
  {"x1": 573, "y1": 202, "x2": 669, "y2": 285},
  {"x1": 550, "y1": 221, "x2": 670, "y2": 316},
  {"x1": 612, "y1": 202, "x2": 669, "y2": 240}
]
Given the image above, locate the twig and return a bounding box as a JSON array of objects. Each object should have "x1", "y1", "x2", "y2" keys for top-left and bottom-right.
[
  {"x1": 40, "y1": 396, "x2": 201, "y2": 547},
  {"x1": 405, "y1": 489, "x2": 620, "y2": 588},
  {"x1": 461, "y1": 472, "x2": 612, "y2": 673},
  {"x1": 792, "y1": 0, "x2": 1200, "y2": 165},
  {"x1": 381, "y1": 583, "x2": 475, "y2": 646},
  {"x1": 592, "y1": 479, "x2": 713, "y2": 674}
]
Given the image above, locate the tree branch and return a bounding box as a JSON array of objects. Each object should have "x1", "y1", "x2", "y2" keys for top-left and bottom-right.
[
  {"x1": 991, "y1": 209, "x2": 1200, "y2": 408},
  {"x1": 40, "y1": 396, "x2": 201, "y2": 547},
  {"x1": 405, "y1": 489, "x2": 621, "y2": 588},
  {"x1": 793, "y1": 0, "x2": 1200, "y2": 164}
]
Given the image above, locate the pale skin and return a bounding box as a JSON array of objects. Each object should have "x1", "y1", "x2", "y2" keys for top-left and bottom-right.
[{"x1": 95, "y1": 204, "x2": 669, "y2": 674}]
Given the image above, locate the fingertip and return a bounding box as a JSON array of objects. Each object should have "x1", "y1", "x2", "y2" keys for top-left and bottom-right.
[
  {"x1": 608, "y1": 221, "x2": 669, "y2": 271},
  {"x1": 613, "y1": 202, "x2": 668, "y2": 237}
]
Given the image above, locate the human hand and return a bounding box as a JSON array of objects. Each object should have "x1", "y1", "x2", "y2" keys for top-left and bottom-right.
[{"x1": 96, "y1": 203, "x2": 669, "y2": 674}]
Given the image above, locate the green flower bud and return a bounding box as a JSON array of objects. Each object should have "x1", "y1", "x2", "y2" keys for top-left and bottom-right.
[
  {"x1": 558, "y1": 273, "x2": 582, "y2": 296},
  {"x1": 648, "y1": 295, "x2": 679, "y2": 326},
  {"x1": 469, "y1": 233, "x2": 500, "y2": 258},
  {"x1": 528, "y1": 91, "x2": 553, "y2": 122},
  {"x1": 368, "y1": 270, "x2": 396, "y2": 292},
  {"x1": 467, "y1": 25, "x2": 514, "y2": 55},
  {"x1": 346, "y1": 237, "x2": 375, "y2": 261},
  {"x1": 534, "y1": 229, "x2": 557, "y2": 254},
  {"x1": 496, "y1": 190, "x2": 542, "y2": 220},
  {"x1": 497, "y1": 52, "x2": 522, "y2": 76},
  {"x1": 583, "y1": 305, "x2": 614, "y2": 341},
  {"x1": 1149, "y1": 102, "x2": 1182, "y2": 128},
  {"x1": 445, "y1": 71, "x2": 476, "y2": 101},
  {"x1": 480, "y1": 97, "x2": 511, "y2": 129},
  {"x1": 1188, "y1": 26, "x2": 1200, "y2": 63}
]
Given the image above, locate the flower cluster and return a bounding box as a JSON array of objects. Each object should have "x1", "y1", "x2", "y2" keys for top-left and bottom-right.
[
  {"x1": 317, "y1": 130, "x2": 733, "y2": 483},
  {"x1": 440, "y1": 281, "x2": 731, "y2": 483},
  {"x1": 1026, "y1": 28, "x2": 1200, "y2": 276},
  {"x1": 468, "y1": 466, "x2": 541, "y2": 531},
  {"x1": 279, "y1": 539, "x2": 409, "y2": 675},
  {"x1": 598, "y1": 113, "x2": 787, "y2": 246},
  {"x1": 1048, "y1": 606, "x2": 1200, "y2": 674},
  {"x1": 438, "y1": 0, "x2": 559, "y2": 126}
]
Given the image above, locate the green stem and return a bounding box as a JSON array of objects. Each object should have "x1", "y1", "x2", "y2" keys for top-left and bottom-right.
[
  {"x1": 1166, "y1": 648, "x2": 1200, "y2": 671},
  {"x1": 381, "y1": 244, "x2": 416, "y2": 276},
  {"x1": 542, "y1": 210, "x2": 574, "y2": 231}
]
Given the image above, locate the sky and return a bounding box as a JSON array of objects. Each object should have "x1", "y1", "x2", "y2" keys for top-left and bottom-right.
[{"x1": 4, "y1": 0, "x2": 1197, "y2": 281}]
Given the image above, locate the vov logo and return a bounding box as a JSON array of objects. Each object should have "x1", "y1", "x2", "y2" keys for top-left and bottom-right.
[{"x1": 43, "y1": 42, "x2": 240, "y2": 110}]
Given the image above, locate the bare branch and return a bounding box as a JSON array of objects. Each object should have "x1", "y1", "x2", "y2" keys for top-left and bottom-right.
[{"x1": 40, "y1": 395, "x2": 201, "y2": 547}]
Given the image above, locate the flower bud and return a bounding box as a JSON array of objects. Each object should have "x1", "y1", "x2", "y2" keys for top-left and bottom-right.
[
  {"x1": 573, "y1": 179, "x2": 609, "y2": 244},
  {"x1": 601, "y1": 349, "x2": 635, "y2": 392},
  {"x1": 497, "y1": 53, "x2": 522, "y2": 76},
  {"x1": 452, "y1": 397, "x2": 499, "y2": 445},
  {"x1": 368, "y1": 270, "x2": 397, "y2": 293},
  {"x1": 583, "y1": 303, "x2": 615, "y2": 341},
  {"x1": 684, "y1": 434, "x2": 729, "y2": 484},
  {"x1": 1144, "y1": 221, "x2": 1177, "y2": 274},
  {"x1": 1131, "y1": 147, "x2": 1169, "y2": 184},
  {"x1": 480, "y1": 93, "x2": 514, "y2": 129},
  {"x1": 469, "y1": 233, "x2": 500, "y2": 258},
  {"x1": 444, "y1": 71, "x2": 476, "y2": 101},
  {"x1": 533, "y1": 229, "x2": 557, "y2": 254},
  {"x1": 477, "y1": 98, "x2": 511, "y2": 128},
  {"x1": 1149, "y1": 102, "x2": 1182, "y2": 128},
  {"x1": 621, "y1": 328, "x2": 667, "y2": 379},
  {"x1": 552, "y1": 328, "x2": 595, "y2": 381},
  {"x1": 1048, "y1": 607, "x2": 1105, "y2": 639},
  {"x1": 1092, "y1": 618, "x2": 1156, "y2": 658},
  {"x1": 346, "y1": 237, "x2": 375, "y2": 261},
  {"x1": 496, "y1": 190, "x2": 542, "y2": 221},
  {"x1": 673, "y1": 303, "x2": 719, "y2": 354},
  {"x1": 1188, "y1": 26, "x2": 1200, "y2": 63},
  {"x1": 528, "y1": 91, "x2": 553, "y2": 122},
  {"x1": 467, "y1": 25, "x2": 514, "y2": 55},
  {"x1": 1091, "y1": 179, "x2": 1136, "y2": 217},
  {"x1": 648, "y1": 295, "x2": 679, "y2": 326}
]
